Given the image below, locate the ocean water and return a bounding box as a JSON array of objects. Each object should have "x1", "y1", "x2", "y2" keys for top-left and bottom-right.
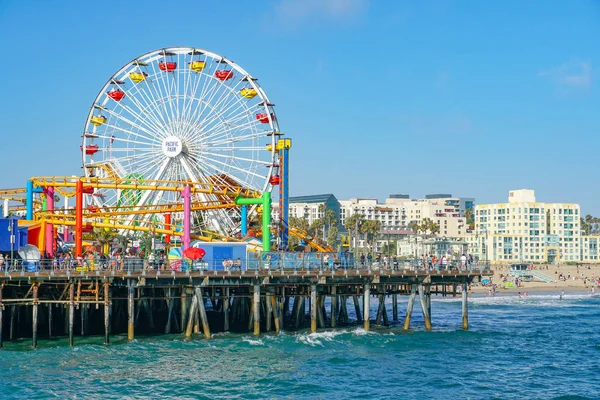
[{"x1": 1, "y1": 292, "x2": 599, "y2": 400}]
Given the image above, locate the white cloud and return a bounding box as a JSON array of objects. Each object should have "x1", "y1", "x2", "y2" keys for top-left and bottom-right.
[
  {"x1": 539, "y1": 60, "x2": 592, "y2": 89},
  {"x1": 273, "y1": 0, "x2": 367, "y2": 25}
]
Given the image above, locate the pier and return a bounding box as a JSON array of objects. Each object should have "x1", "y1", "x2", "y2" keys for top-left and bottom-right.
[{"x1": 0, "y1": 264, "x2": 490, "y2": 348}]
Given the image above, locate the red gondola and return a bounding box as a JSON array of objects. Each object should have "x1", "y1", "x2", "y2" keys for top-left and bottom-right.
[
  {"x1": 82, "y1": 225, "x2": 94, "y2": 233},
  {"x1": 80, "y1": 145, "x2": 99, "y2": 155},
  {"x1": 87, "y1": 206, "x2": 99, "y2": 213},
  {"x1": 269, "y1": 175, "x2": 281, "y2": 185},
  {"x1": 256, "y1": 113, "x2": 274, "y2": 123},
  {"x1": 82, "y1": 186, "x2": 95, "y2": 194},
  {"x1": 215, "y1": 70, "x2": 233, "y2": 81},
  {"x1": 107, "y1": 89, "x2": 125, "y2": 101},
  {"x1": 159, "y1": 61, "x2": 177, "y2": 72}
]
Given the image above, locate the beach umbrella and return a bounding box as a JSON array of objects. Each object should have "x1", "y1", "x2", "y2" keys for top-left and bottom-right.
[
  {"x1": 482, "y1": 279, "x2": 490, "y2": 285},
  {"x1": 18, "y1": 244, "x2": 41, "y2": 261},
  {"x1": 184, "y1": 247, "x2": 205, "y2": 260}
]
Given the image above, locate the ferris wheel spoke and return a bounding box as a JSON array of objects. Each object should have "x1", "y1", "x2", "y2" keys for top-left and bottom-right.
[
  {"x1": 196, "y1": 157, "x2": 257, "y2": 191},
  {"x1": 99, "y1": 121, "x2": 163, "y2": 146},
  {"x1": 202, "y1": 123, "x2": 270, "y2": 146},
  {"x1": 113, "y1": 89, "x2": 169, "y2": 137},
  {"x1": 199, "y1": 154, "x2": 265, "y2": 183}
]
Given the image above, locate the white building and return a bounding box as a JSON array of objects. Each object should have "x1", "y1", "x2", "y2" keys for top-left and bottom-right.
[{"x1": 471, "y1": 189, "x2": 582, "y2": 263}]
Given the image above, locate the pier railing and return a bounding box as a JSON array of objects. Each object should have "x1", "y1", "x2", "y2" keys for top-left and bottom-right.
[{"x1": 0, "y1": 254, "x2": 490, "y2": 275}]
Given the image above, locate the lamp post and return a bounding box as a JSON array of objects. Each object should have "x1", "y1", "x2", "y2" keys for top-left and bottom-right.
[{"x1": 7, "y1": 219, "x2": 15, "y2": 267}]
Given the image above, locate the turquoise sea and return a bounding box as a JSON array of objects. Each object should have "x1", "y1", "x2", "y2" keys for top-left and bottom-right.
[{"x1": 1, "y1": 292, "x2": 599, "y2": 399}]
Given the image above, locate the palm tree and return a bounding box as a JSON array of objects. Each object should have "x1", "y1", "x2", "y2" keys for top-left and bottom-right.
[
  {"x1": 360, "y1": 220, "x2": 382, "y2": 253},
  {"x1": 344, "y1": 213, "x2": 365, "y2": 255},
  {"x1": 91, "y1": 228, "x2": 117, "y2": 255},
  {"x1": 114, "y1": 234, "x2": 132, "y2": 254}
]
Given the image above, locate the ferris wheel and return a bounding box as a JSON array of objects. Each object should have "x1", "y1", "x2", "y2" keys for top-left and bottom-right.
[{"x1": 81, "y1": 47, "x2": 280, "y2": 236}]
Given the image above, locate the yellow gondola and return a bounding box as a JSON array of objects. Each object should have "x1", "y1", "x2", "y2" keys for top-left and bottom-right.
[
  {"x1": 90, "y1": 115, "x2": 107, "y2": 126},
  {"x1": 239, "y1": 88, "x2": 257, "y2": 99},
  {"x1": 188, "y1": 61, "x2": 206, "y2": 72},
  {"x1": 129, "y1": 72, "x2": 148, "y2": 83}
]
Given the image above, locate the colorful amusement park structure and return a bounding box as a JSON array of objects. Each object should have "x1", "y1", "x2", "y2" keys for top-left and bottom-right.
[{"x1": 0, "y1": 47, "x2": 331, "y2": 259}]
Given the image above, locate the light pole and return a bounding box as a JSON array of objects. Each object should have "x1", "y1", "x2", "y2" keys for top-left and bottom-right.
[{"x1": 7, "y1": 218, "x2": 15, "y2": 267}]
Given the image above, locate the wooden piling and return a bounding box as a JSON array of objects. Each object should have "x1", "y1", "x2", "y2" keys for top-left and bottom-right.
[
  {"x1": 104, "y1": 282, "x2": 110, "y2": 345},
  {"x1": 330, "y1": 287, "x2": 337, "y2": 328},
  {"x1": 0, "y1": 284, "x2": 3, "y2": 349},
  {"x1": 48, "y1": 303, "x2": 53, "y2": 339},
  {"x1": 9, "y1": 305, "x2": 15, "y2": 341},
  {"x1": 353, "y1": 295, "x2": 362, "y2": 323},
  {"x1": 223, "y1": 288, "x2": 230, "y2": 332},
  {"x1": 69, "y1": 283, "x2": 74, "y2": 346},
  {"x1": 127, "y1": 279, "x2": 134, "y2": 341},
  {"x1": 185, "y1": 289, "x2": 199, "y2": 339},
  {"x1": 363, "y1": 282, "x2": 370, "y2": 331},
  {"x1": 310, "y1": 284, "x2": 317, "y2": 333},
  {"x1": 266, "y1": 293, "x2": 272, "y2": 332},
  {"x1": 392, "y1": 293, "x2": 398, "y2": 322},
  {"x1": 195, "y1": 287, "x2": 211, "y2": 339},
  {"x1": 418, "y1": 284, "x2": 432, "y2": 331},
  {"x1": 32, "y1": 284, "x2": 39, "y2": 348},
  {"x1": 403, "y1": 284, "x2": 417, "y2": 330},
  {"x1": 293, "y1": 296, "x2": 304, "y2": 328},
  {"x1": 271, "y1": 295, "x2": 280, "y2": 333},
  {"x1": 180, "y1": 287, "x2": 188, "y2": 334},
  {"x1": 253, "y1": 284, "x2": 260, "y2": 336},
  {"x1": 462, "y1": 282, "x2": 468, "y2": 330}
]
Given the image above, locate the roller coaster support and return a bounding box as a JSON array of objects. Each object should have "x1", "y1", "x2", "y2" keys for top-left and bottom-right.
[
  {"x1": 44, "y1": 186, "x2": 55, "y2": 257},
  {"x1": 164, "y1": 213, "x2": 171, "y2": 245},
  {"x1": 278, "y1": 139, "x2": 291, "y2": 250},
  {"x1": 235, "y1": 192, "x2": 271, "y2": 252},
  {"x1": 182, "y1": 185, "x2": 191, "y2": 250},
  {"x1": 241, "y1": 206, "x2": 248, "y2": 237},
  {"x1": 75, "y1": 181, "x2": 83, "y2": 258},
  {"x1": 26, "y1": 180, "x2": 43, "y2": 220}
]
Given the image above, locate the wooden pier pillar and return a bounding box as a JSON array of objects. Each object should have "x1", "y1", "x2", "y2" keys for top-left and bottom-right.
[
  {"x1": 9, "y1": 305, "x2": 15, "y2": 341},
  {"x1": 462, "y1": 282, "x2": 468, "y2": 330},
  {"x1": 418, "y1": 284, "x2": 432, "y2": 331},
  {"x1": 310, "y1": 284, "x2": 317, "y2": 333},
  {"x1": 0, "y1": 284, "x2": 3, "y2": 349},
  {"x1": 32, "y1": 284, "x2": 39, "y2": 348},
  {"x1": 224, "y1": 288, "x2": 230, "y2": 332},
  {"x1": 266, "y1": 293, "x2": 272, "y2": 332},
  {"x1": 293, "y1": 296, "x2": 304, "y2": 328},
  {"x1": 69, "y1": 283, "x2": 74, "y2": 346},
  {"x1": 392, "y1": 293, "x2": 398, "y2": 322},
  {"x1": 338, "y1": 296, "x2": 349, "y2": 325},
  {"x1": 253, "y1": 284, "x2": 260, "y2": 336},
  {"x1": 185, "y1": 289, "x2": 199, "y2": 339},
  {"x1": 181, "y1": 287, "x2": 188, "y2": 334},
  {"x1": 127, "y1": 279, "x2": 135, "y2": 341},
  {"x1": 104, "y1": 282, "x2": 110, "y2": 345},
  {"x1": 363, "y1": 283, "x2": 370, "y2": 331},
  {"x1": 353, "y1": 295, "x2": 362, "y2": 323},
  {"x1": 330, "y1": 286, "x2": 337, "y2": 328},
  {"x1": 195, "y1": 287, "x2": 211, "y2": 339},
  {"x1": 403, "y1": 284, "x2": 417, "y2": 330},
  {"x1": 271, "y1": 295, "x2": 280, "y2": 333},
  {"x1": 48, "y1": 303, "x2": 53, "y2": 339}
]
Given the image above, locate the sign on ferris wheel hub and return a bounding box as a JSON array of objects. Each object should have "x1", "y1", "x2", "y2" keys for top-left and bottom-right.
[{"x1": 162, "y1": 136, "x2": 183, "y2": 158}]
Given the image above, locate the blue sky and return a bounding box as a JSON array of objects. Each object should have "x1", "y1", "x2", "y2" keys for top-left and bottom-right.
[{"x1": 0, "y1": 0, "x2": 598, "y2": 213}]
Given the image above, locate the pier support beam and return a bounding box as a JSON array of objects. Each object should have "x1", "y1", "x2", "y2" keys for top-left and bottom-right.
[
  {"x1": 330, "y1": 287, "x2": 337, "y2": 328},
  {"x1": 363, "y1": 283, "x2": 370, "y2": 331},
  {"x1": 224, "y1": 288, "x2": 230, "y2": 332},
  {"x1": 253, "y1": 284, "x2": 260, "y2": 336},
  {"x1": 127, "y1": 279, "x2": 135, "y2": 341},
  {"x1": 0, "y1": 284, "x2": 3, "y2": 349},
  {"x1": 181, "y1": 287, "x2": 188, "y2": 333},
  {"x1": 185, "y1": 289, "x2": 198, "y2": 339},
  {"x1": 392, "y1": 293, "x2": 398, "y2": 321},
  {"x1": 32, "y1": 284, "x2": 39, "y2": 348},
  {"x1": 48, "y1": 303, "x2": 53, "y2": 339},
  {"x1": 353, "y1": 295, "x2": 362, "y2": 323},
  {"x1": 403, "y1": 284, "x2": 417, "y2": 330},
  {"x1": 69, "y1": 283, "x2": 74, "y2": 346},
  {"x1": 104, "y1": 282, "x2": 110, "y2": 345},
  {"x1": 271, "y1": 295, "x2": 280, "y2": 333},
  {"x1": 418, "y1": 284, "x2": 432, "y2": 331},
  {"x1": 196, "y1": 287, "x2": 211, "y2": 339},
  {"x1": 462, "y1": 282, "x2": 468, "y2": 330},
  {"x1": 266, "y1": 293, "x2": 272, "y2": 332},
  {"x1": 310, "y1": 284, "x2": 317, "y2": 333}
]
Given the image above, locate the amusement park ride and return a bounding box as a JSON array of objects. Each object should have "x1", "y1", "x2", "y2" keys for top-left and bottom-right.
[{"x1": 0, "y1": 47, "x2": 333, "y2": 257}]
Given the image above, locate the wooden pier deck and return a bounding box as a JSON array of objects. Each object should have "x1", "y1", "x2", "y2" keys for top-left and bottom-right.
[{"x1": 0, "y1": 267, "x2": 491, "y2": 348}]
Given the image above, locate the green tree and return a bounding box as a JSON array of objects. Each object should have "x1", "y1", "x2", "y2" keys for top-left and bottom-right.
[
  {"x1": 91, "y1": 228, "x2": 117, "y2": 255},
  {"x1": 114, "y1": 234, "x2": 132, "y2": 254},
  {"x1": 288, "y1": 216, "x2": 310, "y2": 249},
  {"x1": 360, "y1": 219, "x2": 382, "y2": 253},
  {"x1": 465, "y1": 208, "x2": 474, "y2": 228},
  {"x1": 344, "y1": 213, "x2": 365, "y2": 254}
]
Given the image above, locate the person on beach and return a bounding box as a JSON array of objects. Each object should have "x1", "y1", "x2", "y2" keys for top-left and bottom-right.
[
  {"x1": 518, "y1": 292, "x2": 521, "y2": 300},
  {"x1": 560, "y1": 290, "x2": 565, "y2": 300}
]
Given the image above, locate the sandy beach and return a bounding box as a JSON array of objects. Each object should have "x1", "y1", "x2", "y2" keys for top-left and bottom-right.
[{"x1": 469, "y1": 263, "x2": 600, "y2": 294}]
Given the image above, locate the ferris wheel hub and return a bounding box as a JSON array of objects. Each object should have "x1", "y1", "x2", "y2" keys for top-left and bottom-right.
[{"x1": 162, "y1": 136, "x2": 184, "y2": 158}]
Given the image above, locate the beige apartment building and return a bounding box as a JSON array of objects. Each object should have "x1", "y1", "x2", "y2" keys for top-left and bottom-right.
[{"x1": 471, "y1": 189, "x2": 584, "y2": 263}]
